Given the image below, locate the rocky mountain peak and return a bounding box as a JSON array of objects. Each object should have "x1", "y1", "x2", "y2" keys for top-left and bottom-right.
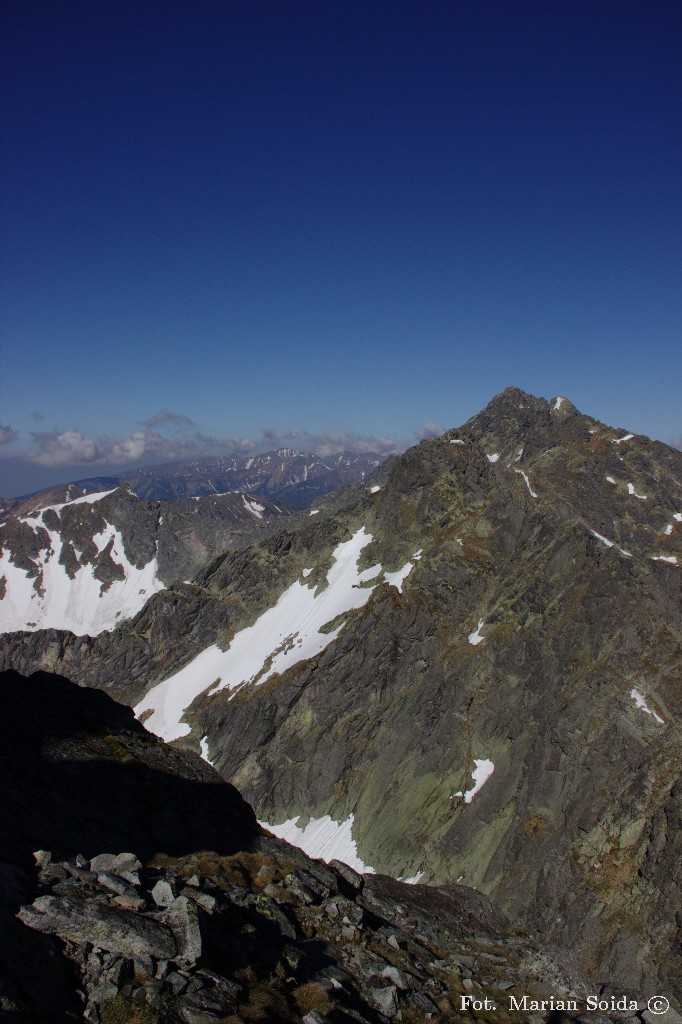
[{"x1": 1, "y1": 390, "x2": 680, "y2": 1012}]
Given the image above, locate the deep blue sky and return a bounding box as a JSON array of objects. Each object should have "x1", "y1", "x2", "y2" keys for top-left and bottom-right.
[{"x1": 1, "y1": 0, "x2": 680, "y2": 495}]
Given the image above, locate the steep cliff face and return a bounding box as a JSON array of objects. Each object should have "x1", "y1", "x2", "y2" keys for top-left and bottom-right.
[{"x1": 2, "y1": 389, "x2": 680, "y2": 1000}]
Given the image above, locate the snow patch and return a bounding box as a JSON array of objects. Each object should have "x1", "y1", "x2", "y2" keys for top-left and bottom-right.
[
  {"x1": 630, "y1": 688, "x2": 664, "y2": 725},
  {"x1": 199, "y1": 736, "x2": 214, "y2": 765},
  {"x1": 242, "y1": 495, "x2": 265, "y2": 519},
  {"x1": 309, "y1": 509, "x2": 320, "y2": 516},
  {"x1": 449, "y1": 439, "x2": 465, "y2": 445},
  {"x1": 135, "y1": 528, "x2": 382, "y2": 741},
  {"x1": 258, "y1": 813, "x2": 374, "y2": 874},
  {"x1": 468, "y1": 619, "x2": 485, "y2": 645},
  {"x1": 515, "y1": 469, "x2": 537, "y2": 497},
  {"x1": 382, "y1": 549, "x2": 422, "y2": 594},
  {"x1": 588, "y1": 530, "x2": 631, "y2": 557},
  {"x1": 551, "y1": 396, "x2": 565, "y2": 411},
  {"x1": 486, "y1": 453, "x2": 500, "y2": 463},
  {"x1": 453, "y1": 759, "x2": 495, "y2": 803},
  {"x1": 613, "y1": 433, "x2": 634, "y2": 444},
  {"x1": 626, "y1": 483, "x2": 647, "y2": 500},
  {"x1": 606, "y1": 476, "x2": 617, "y2": 485},
  {"x1": 370, "y1": 485, "x2": 381, "y2": 493},
  {"x1": 651, "y1": 555, "x2": 678, "y2": 565}
]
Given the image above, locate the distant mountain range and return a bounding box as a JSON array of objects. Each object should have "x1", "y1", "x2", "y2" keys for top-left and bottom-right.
[
  {"x1": 1, "y1": 388, "x2": 680, "y2": 1009},
  {"x1": 2, "y1": 448, "x2": 385, "y2": 515}
]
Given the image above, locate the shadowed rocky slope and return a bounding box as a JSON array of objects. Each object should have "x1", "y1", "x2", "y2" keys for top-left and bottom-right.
[{"x1": 1, "y1": 668, "x2": 622, "y2": 1024}]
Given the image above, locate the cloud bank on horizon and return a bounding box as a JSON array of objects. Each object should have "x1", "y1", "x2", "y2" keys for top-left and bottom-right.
[{"x1": 0, "y1": 410, "x2": 407, "y2": 480}]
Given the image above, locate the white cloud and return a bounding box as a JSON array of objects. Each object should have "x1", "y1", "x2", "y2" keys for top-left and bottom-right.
[
  {"x1": 29, "y1": 430, "x2": 99, "y2": 466},
  {"x1": 0, "y1": 425, "x2": 19, "y2": 445},
  {"x1": 141, "y1": 409, "x2": 196, "y2": 429},
  {"x1": 415, "y1": 422, "x2": 444, "y2": 440},
  {"x1": 24, "y1": 422, "x2": 404, "y2": 470}
]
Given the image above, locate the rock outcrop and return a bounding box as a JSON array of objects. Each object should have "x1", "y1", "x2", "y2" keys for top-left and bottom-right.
[{"x1": 2, "y1": 668, "x2": 673, "y2": 1024}]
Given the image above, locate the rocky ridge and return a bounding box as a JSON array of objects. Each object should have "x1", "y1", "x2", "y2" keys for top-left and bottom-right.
[
  {"x1": 1, "y1": 668, "x2": 670, "y2": 1024},
  {"x1": 6, "y1": 449, "x2": 385, "y2": 513},
  {"x1": 1, "y1": 389, "x2": 680, "y2": 1004},
  {"x1": 0, "y1": 485, "x2": 298, "y2": 634}
]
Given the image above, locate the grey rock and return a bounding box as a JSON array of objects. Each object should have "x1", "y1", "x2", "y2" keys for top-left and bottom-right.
[
  {"x1": 165, "y1": 971, "x2": 189, "y2": 995},
  {"x1": 407, "y1": 990, "x2": 441, "y2": 1014},
  {"x1": 132, "y1": 954, "x2": 155, "y2": 980},
  {"x1": 111, "y1": 893, "x2": 147, "y2": 912},
  {"x1": 151, "y1": 878, "x2": 176, "y2": 907},
  {"x1": 88, "y1": 854, "x2": 120, "y2": 874},
  {"x1": 64, "y1": 863, "x2": 97, "y2": 882},
  {"x1": 97, "y1": 871, "x2": 141, "y2": 901},
  {"x1": 574, "y1": 1018, "x2": 614, "y2": 1024},
  {"x1": 176, "y1": 984, "x2": 238, "y2": 1022},
  {"x1": 143, "y1": 979, "x2": 164, "y2": 1009},
  {"x1": 18, "y1": 892, "x2": 177, "y2": 958},
  {"x1": 155, "y1": 895, "x2": 202, "y2": 965},
  {"x1": 330, "y1": 859, "x2": 364, "y2": 890},
  {"x1": 381, "y1": 965, "x2": 411, "y2": 990},
  {"x1": 286, "y1": 869, "x2": 331, "y2": 902},
  {"x1": 33, "y1": 850, "x2": 51, "y2": 869},
  {"x1": 370, "y1": 984, "x2": 399, "y2": 1017},
  {"x1": 642, "y1": 1012, "x2": 682, "y2": 1024}
]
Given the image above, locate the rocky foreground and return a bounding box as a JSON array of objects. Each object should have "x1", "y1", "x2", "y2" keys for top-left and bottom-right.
[{"x1": 1, "y1": 669, "x2": 679, "y2": 1024}]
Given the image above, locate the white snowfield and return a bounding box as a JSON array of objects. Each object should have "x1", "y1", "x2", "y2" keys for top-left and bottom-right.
[
  {"x1": 136, "y1": 528, "x2": 392, "y2": 740},
  {"x1": 136, "y1": 527, "x2": 429, "y2": 742},
  {"x1": 453, "y1": 758, "x2": 495, "y2": 803},
  {"x1": 0, "y1": 491, "x2": 164, "y2": 635},
  {"x1": 258, "y1": 813, "x2": 374, "y2": 874}
]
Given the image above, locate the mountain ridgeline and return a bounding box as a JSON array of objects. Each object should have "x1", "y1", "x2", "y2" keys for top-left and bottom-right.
[
  {"x1": 6, "y1": 448, "x2": 385, "y2": 513},
  {"x1": 1, "y1": 388, "x2": 680, "y2": 1009}
]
